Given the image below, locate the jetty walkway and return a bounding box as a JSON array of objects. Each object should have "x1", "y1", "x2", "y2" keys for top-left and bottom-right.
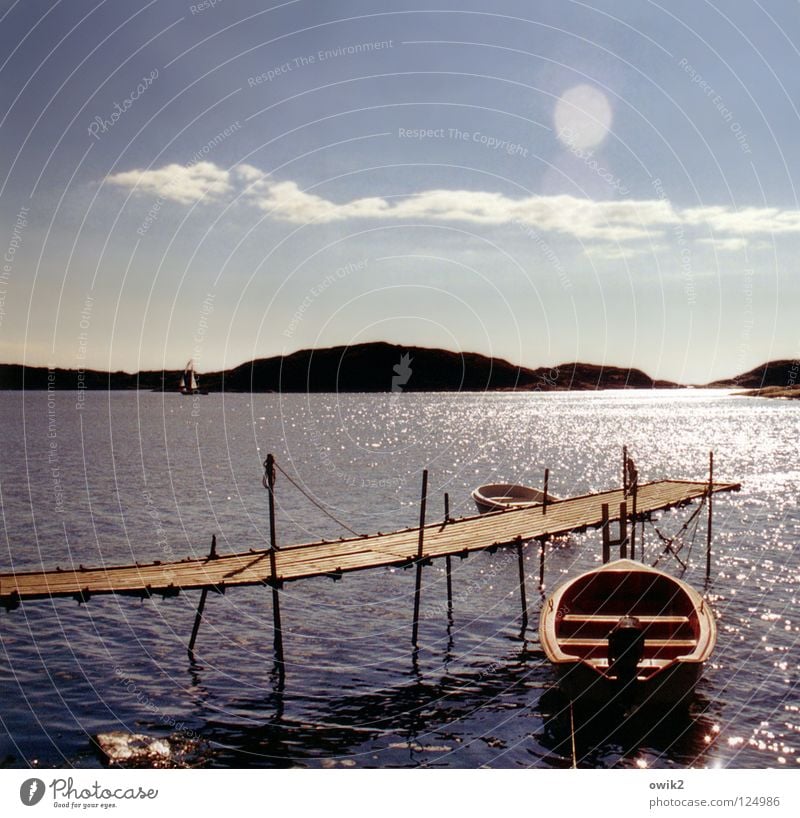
[{"x1": 0, "y1": 478, "x2": 739, "y2": 609}]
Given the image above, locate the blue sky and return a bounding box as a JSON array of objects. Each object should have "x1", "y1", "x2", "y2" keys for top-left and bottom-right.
[{"x1": 1, "y1": 0, "x2": 799, "y2": 382}]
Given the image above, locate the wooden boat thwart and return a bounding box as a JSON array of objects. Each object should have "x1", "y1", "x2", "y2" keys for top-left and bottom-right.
[
  {"x1": 472, "y1": 482, "x2": 559, "y2": 514},
  {"x1": 539, "y1": 559, "x2": 716, "y2": 706}
]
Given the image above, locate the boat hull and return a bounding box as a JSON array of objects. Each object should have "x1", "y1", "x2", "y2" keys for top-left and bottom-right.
[
  {"x1": 472, "y1": 483, "x2": 556, "y2": 514},
  {"x1": 555, "y1": 657, "x2": 704, "y2": 708},
  {"x1": 539, "y1": 559, "x2": 715, "y2": 708}
]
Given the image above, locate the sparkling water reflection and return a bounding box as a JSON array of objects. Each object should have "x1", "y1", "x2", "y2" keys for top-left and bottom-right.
[{"x1": 0, "y1": 390, "x2": 798, "y2": 768}]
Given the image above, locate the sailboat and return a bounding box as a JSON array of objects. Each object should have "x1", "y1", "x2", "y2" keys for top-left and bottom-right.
[{"x1": 178, "y1": 360, "x2": 200, "y2": 395}]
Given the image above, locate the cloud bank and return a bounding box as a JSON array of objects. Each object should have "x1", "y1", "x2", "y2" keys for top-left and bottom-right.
[{"x1": 105, "y1": 161, "x2": 800, "y2": 246}]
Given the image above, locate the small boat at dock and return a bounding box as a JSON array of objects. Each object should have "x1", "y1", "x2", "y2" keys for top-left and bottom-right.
[
  {"x1": 472, "y1": 482, "x2": 558, "y2": 514},
  {"x1": 539, "y1": 559, "x2": 716, "y2": 707}
]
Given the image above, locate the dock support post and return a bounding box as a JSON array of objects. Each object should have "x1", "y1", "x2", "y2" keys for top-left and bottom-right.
[
  {"x1": 602, "y1": 502, "x2": 628, "y2": 561},
  {"x1": 188, "y1": 535, "x2": 217, "y2": 662},
  {"x1": 622, "y1": 446, "x2": 628, "y2": 497},
  {"x1": 445, "y1": 555, "x2": 453, "y2": 614},
  {"x1": 188, "y1": 589, "x2": 208, "y2": 662},
  {"x1": 444, "y1": 493, "x2": 453, "y2": 616},
  {"x1": 706, "y1": 451, "x2": 714, "y2": 582},
  {"x1": 630, "y1": 480, "x2": 638, "y2": 561},
  {"x1": 538, "y1": 538, "x2": 546, "y2": 590},
  {"x1": 542, "y1": 468, "x2": 550, "y2": 514},
  {"x1": 640, "y1": 515, "x2": 645, "y2": 563},
  {"x1": 265, "y1": 454, "x2": 285, "y2": 675},
  {"x1": 411, "y1": 469, "x2": 429, "y2": 647},
  {"x1": 516, "y1": 538, "x2": 528, "y2": 630}
]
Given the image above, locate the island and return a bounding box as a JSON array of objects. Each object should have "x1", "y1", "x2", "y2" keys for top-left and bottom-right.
[{"x1": 0, "y1": 343, "x2": 798, "y2": 396}]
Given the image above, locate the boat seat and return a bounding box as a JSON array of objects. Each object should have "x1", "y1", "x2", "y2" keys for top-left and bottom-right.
[
  {"x1": 561, "y1": 615, "x2": 689, "y2": 624},
  {"x1": 558, "y1": 614, "x2": 695, "y2": 641},
  {"x1": 560, "y1": 638, "x2": 696, "y2": 649},
  {"x1": 586, "y1": 657, "x2": 672, "y2": 669},
  {"x1": 585, "y1": 657, "x2": 673, "y2": 679}
]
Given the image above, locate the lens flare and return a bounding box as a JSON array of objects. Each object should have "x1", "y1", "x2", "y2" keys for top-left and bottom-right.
[{"x1": 555, "y1": 84, "x2": 613, "y2": 149}]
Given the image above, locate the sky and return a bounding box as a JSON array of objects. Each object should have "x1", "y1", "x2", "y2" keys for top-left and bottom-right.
[{"x1": 1, "y1": 0, "x2": 799, "y2": 383}]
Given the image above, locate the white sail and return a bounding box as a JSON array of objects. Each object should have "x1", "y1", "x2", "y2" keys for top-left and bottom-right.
[{"x1": 179, "y1": 360, "x2": 198, "y2": 394}]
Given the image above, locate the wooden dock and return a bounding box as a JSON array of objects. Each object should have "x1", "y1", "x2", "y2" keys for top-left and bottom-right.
[{"x1": 0, "y1": 478, "x2": 739, "y2": 608}]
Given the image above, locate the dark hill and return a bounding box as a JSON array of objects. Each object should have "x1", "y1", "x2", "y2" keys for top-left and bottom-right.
[
  {"x1": 0, "y1": 365, "x2": 175, "y2": 391},
  {"x1": 0, "y1": 343, "x2": 682, "y2": 392},
  {"x1": 538, "y1": 361, "x2": 677, "y2": 391},
  {"x1": 219, "y1": 344, "x2": 677, "y2": 392},
  {"x1": 223, "y1": 343, "x2": 533, "y2": 392},
  {"x1": 708, "y1": 359, "x2": 800, "y2": 389}
]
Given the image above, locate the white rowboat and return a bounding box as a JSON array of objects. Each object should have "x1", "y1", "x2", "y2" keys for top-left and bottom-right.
[
  {"x1": 472, "y1": 482, "x2": 558, "y2": 514},
  {"x1": 539, "y1": 559, "x2": 716, "y2": 707}
]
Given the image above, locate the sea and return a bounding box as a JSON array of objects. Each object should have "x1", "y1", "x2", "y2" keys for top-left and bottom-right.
[{"x1": 0, "y1": 389, "x2": 798, "y2": 769}]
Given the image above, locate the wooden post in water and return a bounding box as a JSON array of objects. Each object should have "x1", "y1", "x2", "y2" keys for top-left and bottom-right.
[
  {"x1": 411, "y1": 469, "x2": 429, "y2": 647},
  {"x1": 602, "y1": 502, "x2": 628, "y2": 561},
  {"x1": 188, "y1": 534, "x2": 217, "y2": 661},
  {"x1": 538, "y1": 538, "x2": 546, "y2": 589},
  {"x1": 445, "y1": 555, "x2": 453, "y2": 615},
  {"x1": 706, "y1": 451, "x2": 714, "y2": 582},
  {"x1": 516, "y1": 538, "x2": 528, "y2": 630},
  {"x1": 640, "y1": 514, "x2": 645, "y2": 563},
  {"x1": 542, "y1": 469, "x2": 550, "y2": 514},
  {"x1": 601, "y1": 503, "x2": 611, "y2": 563},
  {"x1": 630, "y1": 479, "x2": 638, "y2": 561},
  {"x1": 265, "y1": 454, "x2": 284, "y2": 672},
  {"x1": 188, "y1": 590, "x2": 208, "y2": 662},
  {"x1": 619, "y1": 501, "x2": 628, "y2": 558},
  {"x1": 622, "y1": 446, "x2": 628, "y2": 497},
  {"x1": 443, "y1": 492, "x2": 453, "y2": 614},
  {"x1": 542, "y1": 468, "x2": 550, "y2": 515}
]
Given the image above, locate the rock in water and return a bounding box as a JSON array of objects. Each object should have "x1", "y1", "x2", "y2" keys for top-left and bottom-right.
[
  {"x1": 94, "y1": 730, "x2": 211, "y2": 768},
  {"x1": 95, "y1": 732, "x2": 172, "y2": 767}
]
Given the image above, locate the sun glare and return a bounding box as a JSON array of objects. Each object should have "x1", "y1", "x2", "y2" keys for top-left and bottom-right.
[{"x1": 555, "y1": 83, "x2": 613, "y2": 149}]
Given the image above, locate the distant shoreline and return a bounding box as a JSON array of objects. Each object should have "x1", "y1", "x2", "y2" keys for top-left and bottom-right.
[
  {"x1": 734, "y1": 386, "x2": 800, "y2": 400},
  {"x1": 0, "y1": 387, "x2": 736, "y2": 394},
  {"x1": 1, "y1": 342, "x2": 797, "y2": 394}
]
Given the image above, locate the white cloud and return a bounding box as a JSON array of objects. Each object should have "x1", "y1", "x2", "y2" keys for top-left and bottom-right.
[
  {"x1": 236, "y1": 172, "x2": 677, "y2": 241},
  {"x1": 696, "y1": 237, "x2": 749, "y2": 252},
  {"x1": 684, "y1": 206, "x2": 800, "y2": 235},
  {"x1": 233, "y1": 163, "x2": 263, "y2": 184},
  {"x1": 106, "y1": 161, "x2": 232, "y2": 204},
  {"x1": 104, "y1": 161, "x2": 800, "y2": 246},
  {"x1": 584, "y1": 243, "x2": 665, "y2": 260}
]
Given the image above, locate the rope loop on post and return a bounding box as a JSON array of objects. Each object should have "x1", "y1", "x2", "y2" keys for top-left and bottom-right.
[
  {"x1": 262, "y1": 455, "x2": 276, "y2": 490},
  {"x1": 263, "y1": 454, "x2": 361, "y2": 537},
  {"x1": 626, "y1": 456, "x2": 639, "y2": 495}
]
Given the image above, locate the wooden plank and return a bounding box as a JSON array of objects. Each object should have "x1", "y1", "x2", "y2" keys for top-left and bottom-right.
[
  {"x1": 561, "y1": 614, "x2": 689, "y2": 624},
  {"x1": 560, "y1": 638, "x2": 696, "y2": 648}
]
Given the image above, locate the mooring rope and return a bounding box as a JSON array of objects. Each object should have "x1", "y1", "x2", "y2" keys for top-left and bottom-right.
[
  {"x1": 649, "y1": 493, "x2": 707, "y2": 571},
  {"x1": 569, "y1": 701, "x2": 578, "y2": 769},
  {"x1": 268, "y1": 459, "x2": 362, "y2": 537},
  {"x1": 682, "y1": 501, "x2": 705, "y2": 567}
]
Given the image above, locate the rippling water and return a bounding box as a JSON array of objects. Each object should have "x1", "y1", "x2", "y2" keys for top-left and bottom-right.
[{"x1": 1, "y1": 390, "x2": 798, "y2": 769}]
